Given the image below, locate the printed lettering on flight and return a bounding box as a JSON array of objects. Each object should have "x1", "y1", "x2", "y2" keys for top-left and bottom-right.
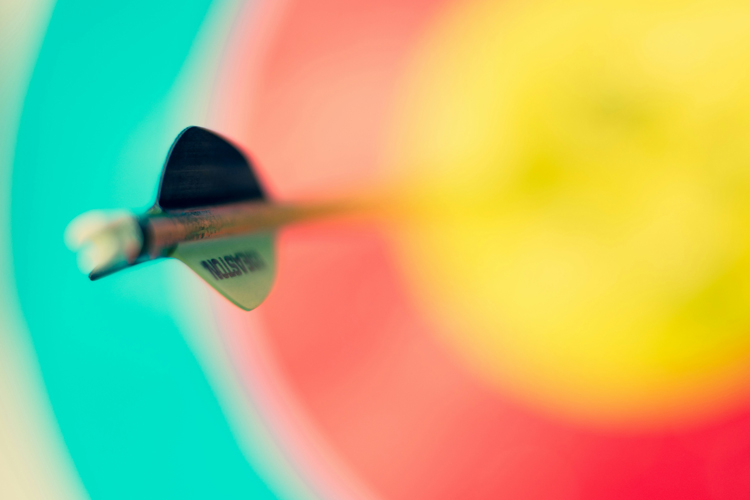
[{"x1": 200, "y1": 250, "x2": 265, "y2": 280}]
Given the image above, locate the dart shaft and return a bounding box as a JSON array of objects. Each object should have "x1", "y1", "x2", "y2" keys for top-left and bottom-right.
[{"x1": 140, "y1": 201, "x2": 343, "y2": 258}]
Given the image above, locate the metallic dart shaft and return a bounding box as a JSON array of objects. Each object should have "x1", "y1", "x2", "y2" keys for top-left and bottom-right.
[
  {"x1": 80, "y1": 196, "x2": 368, "y2": 281},
  {"x1": 139, "y1": 201, "x2": 343, "y2": 258}
]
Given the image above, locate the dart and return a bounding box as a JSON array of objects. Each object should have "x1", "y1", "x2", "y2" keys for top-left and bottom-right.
[{"x1": 65, "y1": 126, "x2": 352, "y2": 311}]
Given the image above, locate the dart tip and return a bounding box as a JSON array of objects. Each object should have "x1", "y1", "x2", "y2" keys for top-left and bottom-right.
[{"x1": 64, "y1": 210, "x2": 143, "y2": 279}]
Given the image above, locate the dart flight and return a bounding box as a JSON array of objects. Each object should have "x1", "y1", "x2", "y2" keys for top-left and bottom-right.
[{"x1": 66, "y1": 127, "x2": 341, "y2": 310}]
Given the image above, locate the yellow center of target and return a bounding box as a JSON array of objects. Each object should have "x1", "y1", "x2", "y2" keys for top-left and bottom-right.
[{"x1": 392, "y1": 0, "x2": 750, "y2": 426}]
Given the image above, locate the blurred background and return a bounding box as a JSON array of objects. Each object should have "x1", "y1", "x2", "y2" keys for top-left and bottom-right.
[{"x1": 4, "y1": 0, "x2": 750, "y2": 498}]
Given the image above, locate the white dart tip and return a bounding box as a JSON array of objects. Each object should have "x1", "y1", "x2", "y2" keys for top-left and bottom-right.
[{"x1": 65, "y1": 210, "x2": 143, "y2": 276}]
